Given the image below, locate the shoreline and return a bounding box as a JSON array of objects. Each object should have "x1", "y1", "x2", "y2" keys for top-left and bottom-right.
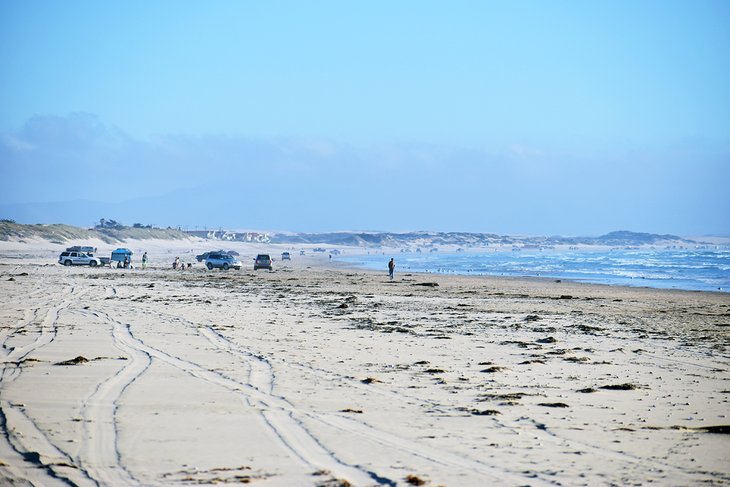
[
  {"x1": 2, "y1": 235, "x2": 727, "y2": 296},
  {"x1": 334, "y1": 248, "x2": 730, "y2": 294}
]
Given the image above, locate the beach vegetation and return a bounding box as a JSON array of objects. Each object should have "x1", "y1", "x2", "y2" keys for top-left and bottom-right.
[{"x1": 0, "y1": 221, "x2": 189, "y2": 243}]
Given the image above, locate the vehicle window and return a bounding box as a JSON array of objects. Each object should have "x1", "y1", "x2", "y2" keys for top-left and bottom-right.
[{"x1": 71, "y1": 252, "x2": 77, "y2": 257}]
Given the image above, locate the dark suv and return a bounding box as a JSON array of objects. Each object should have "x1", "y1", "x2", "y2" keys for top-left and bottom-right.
[{"x1": 254, "y1": 254, "x2": 273, "y2": 271}]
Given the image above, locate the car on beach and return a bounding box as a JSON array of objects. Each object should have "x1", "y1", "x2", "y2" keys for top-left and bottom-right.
[
  {"x1": 196, "y1": 250, "x2": 239, "y2": 262},
  {"x1": 254, "y1": 254, "x2": 273, "y2": 271},
  {"x1": 66, "y1": 245, "x2": 97, "y2": 254},
  {"x1": 281, "y1": 252, "x2": 291, "y2": 260},
  {"x1": 58, "y1": 251, "x2": 101, "y2": 267},
  {"x1": 205, "y1": 253, "x2": 241, "y2": 270},
  {"x1": 196, "y1": 252, "x2": 213, "y2": 262}
]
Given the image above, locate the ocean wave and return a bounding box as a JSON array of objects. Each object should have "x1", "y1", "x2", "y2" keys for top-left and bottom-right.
[{"x1": 342, "y1": 248, "x2": 730, "y2": 292}]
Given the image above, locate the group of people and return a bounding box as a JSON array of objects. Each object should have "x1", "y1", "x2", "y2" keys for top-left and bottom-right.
[
  {"x1": 114, "y1": 251, "x2": 397, "y2": 277},
  {"x1": 110, "y1": 252, "x2": 195, "y2": 271},
  {"x1": 171, "y1": 256, "x2": 191, "y2": 270},
  {"x1": 117, "y1": 251, "x2": 148, "y2": 270}
]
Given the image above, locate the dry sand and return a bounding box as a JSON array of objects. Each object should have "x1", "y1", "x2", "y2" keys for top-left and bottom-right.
[{"x1": 0, "y1": 242, "x2": 729, "y2": 486}]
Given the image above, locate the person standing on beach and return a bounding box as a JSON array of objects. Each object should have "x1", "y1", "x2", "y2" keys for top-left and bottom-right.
[
  {"x1": 142, "y1": 252, "x2": 148, "y2": 269},
  {"x1": 388, "y1": 258, "x2": 395, "y2": 280}
]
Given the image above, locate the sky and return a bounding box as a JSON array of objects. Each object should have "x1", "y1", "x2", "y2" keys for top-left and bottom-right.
[{"x1": 1, "y1": 1, "x2": 729, "y2": 236}]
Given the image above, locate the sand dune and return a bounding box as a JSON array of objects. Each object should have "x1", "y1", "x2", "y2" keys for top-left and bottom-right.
[{"x1": 0, "y1": 249, "x2": 728, "y2": 486}]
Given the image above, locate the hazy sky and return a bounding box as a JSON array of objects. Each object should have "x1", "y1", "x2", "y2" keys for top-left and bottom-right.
[{"x1": 1, "y1": 1, "x2": 728, "y2": 235}]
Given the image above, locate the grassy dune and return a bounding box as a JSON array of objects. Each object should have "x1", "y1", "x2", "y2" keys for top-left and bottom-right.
[{"x1": 0, "y1": 221, "x2": 190, "y2": 244}]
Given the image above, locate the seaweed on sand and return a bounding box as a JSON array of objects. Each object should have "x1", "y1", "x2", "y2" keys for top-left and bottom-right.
[{"x1": 600, "y1": 383, "x2": 640, "y2": 390}]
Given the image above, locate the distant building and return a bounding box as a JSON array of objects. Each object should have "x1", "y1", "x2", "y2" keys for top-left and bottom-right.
[{"x1": 186, "y1": 230, "x2": 270, "y2": 243}]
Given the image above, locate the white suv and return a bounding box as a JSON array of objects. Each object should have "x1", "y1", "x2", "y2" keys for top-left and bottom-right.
[{"x1": 58, "y1": 251, "x2": 101, "y2": 267}]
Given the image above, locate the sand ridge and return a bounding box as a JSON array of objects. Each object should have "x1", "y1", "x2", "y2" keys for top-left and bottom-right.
[{"x1": 0, "y1": 257, "x2": 728, "y2": 486}]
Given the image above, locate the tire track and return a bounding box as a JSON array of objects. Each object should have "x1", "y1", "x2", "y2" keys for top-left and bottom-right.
[
  {"x1": 202, "y1": 320, "x2": 714, "y2": 484},
  {"x1": 1, "y1": 282, "x2": 74, "y2": 364},
  {"x1": 99, "y1": 287, "x2": 657, "y2": 485},
  {"x1": 4, "y1": 300, "x2": 69, "y2": 364},
  {"x1": 0, "y1": 308, "x2": 38, "y2": 360},
  {"x1": 198, "y1": 325, "x2": 539, "y2": 485},
  {"x1": 309, "y1": 411, "x2": 536, "y2": 485},
  {"x1": 196, "y1": 320, "x2": 447, "y2": 413},
  {"x1": 143, "y1": 298, "x2": 672, "y2": 485},
  {"x1": 75, "y1": 310, "x2": 152, "y2": 487},
  {"x1": 198, "y1": 326, "x2": 273, "y2": 394},
  {"x1": 0, "y1": 287, "x2": 96, "y2": 487},
  {"x1": 116, "y1": 323, "x2": 377, "y2": 486},
  {"x1": 0, "y1": 399, "x2": 93, "y2": 487}
]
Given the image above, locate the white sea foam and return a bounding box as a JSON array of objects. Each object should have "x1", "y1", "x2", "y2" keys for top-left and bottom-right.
[{"x1": 342, "y1": 248, "x2": 730, "y2": 292}]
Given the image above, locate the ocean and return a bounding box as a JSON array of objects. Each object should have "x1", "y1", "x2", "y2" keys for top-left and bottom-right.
[{"x1": 338, "y1": 248, "x2": 730, "y2": 292}]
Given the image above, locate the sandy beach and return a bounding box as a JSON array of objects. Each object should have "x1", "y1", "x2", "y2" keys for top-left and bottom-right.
[{"x1": 0, "y1": 242, "x2": 729, "y2": 486}]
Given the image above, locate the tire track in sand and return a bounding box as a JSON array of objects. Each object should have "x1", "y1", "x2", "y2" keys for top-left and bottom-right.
[
  {"x1": 198, "y1": 325, "x2": 539, "y2": 486},
  {"x1": 198, "y1": 318, "x2": 711, "y2": 484},
  {"x1": 117, "y1": 323, "x2": 377, "y2": 486},
  {"x1": 0, "y1": 288, "x2": 97, "y2": 487},
  {"x1": 0, "y1": 308, "x2": 38, "y2": 360},
  {"x1": 2, "y1": 282, "x2": 76, "y2": 365},
  {"x1": 75, "y1": 310, "x2": 152, "y2": 486}
]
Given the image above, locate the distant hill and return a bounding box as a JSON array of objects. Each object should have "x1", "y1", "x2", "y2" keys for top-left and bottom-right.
[
  {"x1": 0, "y1": 221, "x2": 189, "y2": 244},
  {"x1": 271, "y1": 231, "x2": 510, "y2": 247},
  {"x1": 558, "y1": 230, "x2": 696, "y2": 246},
  {"x1": 271, "y1": 230, "x2": 696, "y2": 248},
  {"x1": 0, "y1": 221, "x2": 697, "y2": 248}
]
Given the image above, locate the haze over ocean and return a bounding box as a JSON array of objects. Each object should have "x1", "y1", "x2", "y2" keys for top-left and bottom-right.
[{"x1": 1, "y1": 2, "x2": 729, "y2": 236}]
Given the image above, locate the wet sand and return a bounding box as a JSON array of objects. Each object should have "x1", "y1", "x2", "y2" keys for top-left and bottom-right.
[{"x1": 0, "y1": 250, "x2": 729, "y2": 486}]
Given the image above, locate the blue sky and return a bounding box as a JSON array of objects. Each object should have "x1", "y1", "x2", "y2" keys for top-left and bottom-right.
[{"x1": 1, "y1": 1, "x2": 728, "y2": 235}]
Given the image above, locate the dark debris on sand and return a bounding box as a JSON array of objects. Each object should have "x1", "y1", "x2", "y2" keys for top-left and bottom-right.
[
  {"x1": 536, "y1": 336, "x2": 557, "y2": 344},
  {"x1": 55, "y1": 356, "x2": 89, "y2": 366},
  {"x1": 694, "y1": 425, "x2": 730, "y2": 434},
  {"x1": 470, "y1": 408, "x2": 501, "y2": 416},
  {"x1": 519, "y1": 359, "x2": 547, "y2": 365},
  {"x1": 480, "y1": 366, "x2": 506, "y2": 373},
  {"x1": 600, "y1": 383, "x2": 641, "y2": 390},
  {"x1": 423, "y1": 368, "x2": 446, "y2": 374},
  {"x1": 478, "y1": 392, "x2": 527, "y2": 402},
  {"x1": 405, "y1": 474, "x2": 427, "y2": 485},
  {"x1": 643, "y1": 425, "x2": 730, "y2": 434},
  {"x1": 313, "y1": 470, "x2": 355, "y2": 487},
  {"x1": 360, "y1": 377, "x2": 382, "y2": 384}
]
